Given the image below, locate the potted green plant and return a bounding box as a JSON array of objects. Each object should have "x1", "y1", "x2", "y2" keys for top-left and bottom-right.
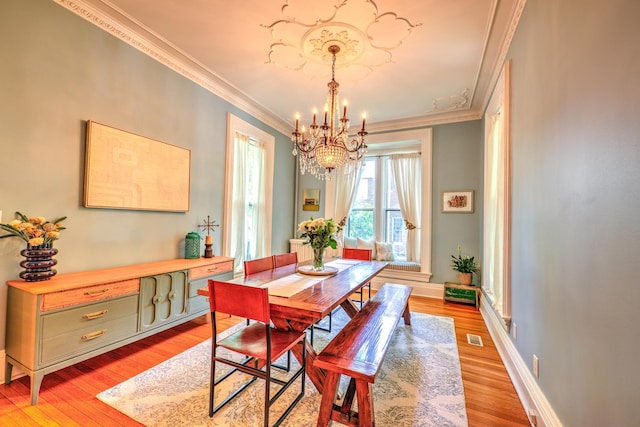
[{"x1": 450, "y1": 245, "x2": 478, "y2": 286}]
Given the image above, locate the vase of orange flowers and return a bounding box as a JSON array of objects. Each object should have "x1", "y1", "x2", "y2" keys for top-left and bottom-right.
[{"x1": 1, "y1": 212, "x2": 67, "y2": 282}]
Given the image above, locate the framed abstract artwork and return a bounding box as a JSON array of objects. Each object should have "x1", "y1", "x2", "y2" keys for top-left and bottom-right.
[{"x1": 84, "y1": 121, "x2": 191, "y2": 212}]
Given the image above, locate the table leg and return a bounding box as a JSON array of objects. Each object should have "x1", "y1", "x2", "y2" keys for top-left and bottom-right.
[
  {"x1": 340, "y1": 297, "x2": 359, "y2": 318},
  {"x1": 271, "y1": 316, "x2": 326, "y2": 393}
]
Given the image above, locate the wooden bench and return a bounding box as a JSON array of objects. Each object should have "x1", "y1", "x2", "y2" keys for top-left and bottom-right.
[{"x1": 314, "y1": 283, "x2": 412, "y2": 426}]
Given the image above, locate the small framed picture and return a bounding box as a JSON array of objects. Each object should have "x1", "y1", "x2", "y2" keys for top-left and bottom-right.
[
  {"x1": 442, "y1": 190, "x2": 474, "y2": 213},
  {"x1": 302, "y1": 188, "x2": 320, "y2": 211}
]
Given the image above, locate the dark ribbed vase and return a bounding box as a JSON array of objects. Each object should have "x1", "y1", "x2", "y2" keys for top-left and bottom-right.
[{"x1": 19, "y1": 244, "x2": 58, "y2": 282}]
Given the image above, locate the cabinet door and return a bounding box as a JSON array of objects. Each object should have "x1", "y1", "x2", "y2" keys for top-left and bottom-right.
[
  {"x1": 139, "y1": 270, "x2": 188, "y2": 331},
  {"x1": 188, "y1": 270, "x2": 233, "y2": 314}
]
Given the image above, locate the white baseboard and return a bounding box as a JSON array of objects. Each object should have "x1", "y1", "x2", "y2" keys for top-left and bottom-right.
[{"x1": 481, "y1": 294, "x2": 563, "y2": 427}]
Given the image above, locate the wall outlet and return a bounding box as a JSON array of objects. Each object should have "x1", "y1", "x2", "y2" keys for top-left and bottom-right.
[
  {"x1": 512, "y1": 322, "x2": 517, "y2": 340},
  {"x1": 533, "y1": 354, "x2": 539, "y2": 378}
]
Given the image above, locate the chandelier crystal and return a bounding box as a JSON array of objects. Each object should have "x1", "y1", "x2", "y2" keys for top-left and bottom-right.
[{"x1": 291, "y1": 45, "x2": 368, "y2": 180}]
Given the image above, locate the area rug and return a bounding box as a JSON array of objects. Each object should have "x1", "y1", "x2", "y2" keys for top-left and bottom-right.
[{"x1": 97, "y1": 310, "x2": 468, "y2": 426}]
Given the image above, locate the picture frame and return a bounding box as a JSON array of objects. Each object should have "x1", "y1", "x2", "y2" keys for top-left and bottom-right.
[
  {"x1": 84, "y1": 121, "x2": 191, "y2": 212},
  {"x1": 302, "y1": 188, "x2": 320, "y2": 211},
  {"x1": 442, "y1": 190, "x2": 474, "y2": 213}
]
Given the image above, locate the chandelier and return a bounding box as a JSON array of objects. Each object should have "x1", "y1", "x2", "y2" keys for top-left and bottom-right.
[{"x1": 291, "y1": 45, "x2": 368, "y2": 180}]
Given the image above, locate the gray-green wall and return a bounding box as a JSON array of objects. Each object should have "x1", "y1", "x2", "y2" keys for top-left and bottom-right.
[
  {"x1": 505, "y1": 0, "x2": 640, "y2": 425},
  {"x1": 0, "y1": 0, "x2": 294, "y2": 348},
  {"x1": 294, "y1": 120, "x2": 484, "y2": 285},
  {"x1": 431, "y1": 121, "x2": 483, "y2": 284}
]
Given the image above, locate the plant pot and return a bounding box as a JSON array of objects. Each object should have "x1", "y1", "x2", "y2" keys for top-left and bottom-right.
[{"x1": 458, "y1": 272, "x2": 472, "y2": 286}]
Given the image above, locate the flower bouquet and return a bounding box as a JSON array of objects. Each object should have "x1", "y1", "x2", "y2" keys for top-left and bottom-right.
[
  {"x1": 298, "y1": 217, "x2": 342, "y2": 270},
  {"x1": 1, "y1": 212, "x2": 67, "y2": 281},
  {"x1": 0, "y1": 212, "x2": 67, "y2": 248}
]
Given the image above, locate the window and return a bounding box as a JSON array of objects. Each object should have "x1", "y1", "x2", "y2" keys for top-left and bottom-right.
[
  {"x1": 345, "y1": 156, "x2": 407, "y2": 260},
  {"x1": 223, "y1": 114, "x2": 274, "y2": 274},
  {"x1": 324, "y1": 128, "x2": 432, "y2": 274},
  {"x1": 347, "y1": 159, "x2": 375, "y2": 240}
]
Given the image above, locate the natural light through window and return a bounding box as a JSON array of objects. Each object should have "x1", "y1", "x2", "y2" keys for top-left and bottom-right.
[{"x1": 345, "y1": 157, "x2": 407, "y2": 260}]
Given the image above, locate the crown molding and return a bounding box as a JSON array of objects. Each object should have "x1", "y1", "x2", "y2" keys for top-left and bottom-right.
[
  {"x1": 481, "y1": 0, "x2": 527, "y2": 114},
  {"x1": 54, "y1": 0, "x2": 292, "y2": 136},
  {"x1": 53, "y1": 0, "x2": 523, "y2": 136},
  {"x1": 366, "y1": 109, "x2": 483, "y2": 134}
]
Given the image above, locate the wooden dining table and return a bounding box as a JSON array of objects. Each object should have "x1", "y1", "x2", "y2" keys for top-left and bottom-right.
[{"x1": 197, "y1": 259, "x2": 388, "y2": 394}]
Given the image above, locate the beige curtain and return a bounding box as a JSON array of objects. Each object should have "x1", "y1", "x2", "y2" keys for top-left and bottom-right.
[
  {"x1": 484, "y1": 109, "x2": 505, "y2": 312},
  {"x1": 390, "y1": 153, "x2": 421, "y2": 262},
  {"x1": 230, "y1": 131, "x2": 267, "y2": 274},
  {"x1": 332, "y1": 159, "x2": 364, "y2": 227}
]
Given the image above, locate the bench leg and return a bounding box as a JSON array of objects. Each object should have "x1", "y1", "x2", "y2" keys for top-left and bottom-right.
[
  {"x1": 317, "y1": 371, "x2": 341, "y2": 427},
  {"x1": 403, "y1": 301, "x2": 412, "y2": 325},
  {"x1": 355, "y1": 380, "x2": 375, "y2": 426},
  {"x1": 340, "y1": 378, "x2": 357, "y2": 415}
]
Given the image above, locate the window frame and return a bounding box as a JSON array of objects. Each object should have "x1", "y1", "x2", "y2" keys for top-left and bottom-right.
[
  {"x1": 222, "y1": 113, "x2": 274, "y2": 271},
  {"x1": 326, "y1": 128, "x2": 432, "y2": 272}
]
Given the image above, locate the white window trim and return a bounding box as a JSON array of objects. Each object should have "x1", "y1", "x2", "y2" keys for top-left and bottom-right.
[
  {"x1": 483, "y1": 60, "x2": 512, "y2": 330},
  {"x1": 222, "y1": 113, "x2": 274, "y2": 261},
  {"x1": 325, "y1": 128, "x2": 432, "y2": 275}
]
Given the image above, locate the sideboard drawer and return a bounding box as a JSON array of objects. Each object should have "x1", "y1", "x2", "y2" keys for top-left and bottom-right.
[
  {"x1": 40, "y1": 313, "x2": 138, "y2": 366},
  {"x1": 41, "y1": 279, "x2": 140, "y2": 311},
  {"x1": 41, "y1": 295, "x2": 139, "y2": 337},
  {"x1": 189, "y1": 261, "x2": 233, "y2": 280}
]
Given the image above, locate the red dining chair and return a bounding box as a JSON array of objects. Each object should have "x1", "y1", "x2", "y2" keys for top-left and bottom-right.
[
  {"x1": 342, "y1": 248, "x2": 372, "y2": 308},
  {"x1": 273, "y1": 252, "x2": 298, "y2": 268},
  {"x1": 208, "y1": 280, "x2": 306, "y2": 426},
  {"x1": 245, "y1": 254, "x2": 292, "y2": 371},
  {"x1": 244, "y1": 255, "x2": 275, "y2": 276}
]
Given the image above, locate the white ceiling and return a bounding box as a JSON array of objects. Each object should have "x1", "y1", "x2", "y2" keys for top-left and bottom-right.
[{"x1": 59, "y1": 0, "x2": 525, "y2": 134}]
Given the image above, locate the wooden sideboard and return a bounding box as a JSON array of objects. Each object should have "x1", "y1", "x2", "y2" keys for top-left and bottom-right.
[{"x1": 5, "y1": 256, "x2": 234, "y2": 405}]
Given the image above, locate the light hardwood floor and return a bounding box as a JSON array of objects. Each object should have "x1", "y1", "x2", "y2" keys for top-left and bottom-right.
[{"x1": 0, "y1": 295, "x2": 530, "y2": 426}]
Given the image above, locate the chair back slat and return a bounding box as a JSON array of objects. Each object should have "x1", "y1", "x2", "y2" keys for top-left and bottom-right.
[
  {"x1": 273, "y1": 252, "x2": 298, "y2": 268},
  {"x1": 244, "y1": 256, "x2": 274, "y2": 276},
  {"x1": 208, "y1": 280, "x2": 270, "y2": 323},
  {"x1": 343, "y1": 248, "x2": 372, "y2": 261}
]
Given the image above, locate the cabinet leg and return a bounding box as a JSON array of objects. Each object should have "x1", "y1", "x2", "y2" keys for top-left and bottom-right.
[
  {"x1": 4, "y1": 361, "x2": 13, "y2": 384},
  {"x1": 30, "y1": 372, "x2": 44, "y2": 405}
]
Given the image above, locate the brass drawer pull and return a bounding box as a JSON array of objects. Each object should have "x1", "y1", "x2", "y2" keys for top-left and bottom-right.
[
  {"x1": 207, "y1": 267, "x2": 218, "y2": 272},
  {"x1": 82, "y1": 309, "x2": 108, "y2": 320},
  {"x1": 84, "y1": 288, "x2": 109, "y2": 296},
  {"x1": 81, "y1": 329, "x2": 107, "y2": 341}
]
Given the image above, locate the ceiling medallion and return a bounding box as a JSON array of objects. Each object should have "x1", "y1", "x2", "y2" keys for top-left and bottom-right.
[
  {"x1": 431, "y1": 88, "x2": 470, "y2": 112},
  {"x1": 263, "y1": 0, "x2": 421, "y2": 80}
]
